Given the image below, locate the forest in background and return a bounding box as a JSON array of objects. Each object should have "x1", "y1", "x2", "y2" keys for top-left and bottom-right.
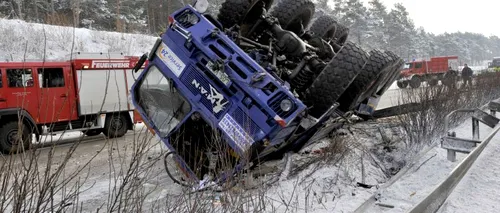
[{"x1": 1, "y1": 0, "x2": 499, "y2": 65}]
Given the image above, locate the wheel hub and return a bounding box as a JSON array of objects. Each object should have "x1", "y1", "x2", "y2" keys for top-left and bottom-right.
[
  {"x1": 111, "y1": 117, "x2": 124, "y2": 130},
  {"x1": 6, "y1": 130, "x2": 20, "y2": 146}
]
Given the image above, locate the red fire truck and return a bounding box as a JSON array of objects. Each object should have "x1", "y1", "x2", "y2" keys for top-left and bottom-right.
[
  {"x1": 0, "y1": 52, "x2": 146, "y2": 154},
  {"x1": 396, "y1": 56, "x2": 460, "y2": 88}
]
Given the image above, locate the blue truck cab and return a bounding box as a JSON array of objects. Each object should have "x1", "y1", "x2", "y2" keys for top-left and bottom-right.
[{"x1": 130, "y1": 5, "x2": 308, "y2": 184}]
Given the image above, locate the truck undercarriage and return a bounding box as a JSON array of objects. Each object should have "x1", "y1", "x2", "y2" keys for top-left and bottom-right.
[{"x1": 130, "y1": 0, "x2": 405, "y2": 191}]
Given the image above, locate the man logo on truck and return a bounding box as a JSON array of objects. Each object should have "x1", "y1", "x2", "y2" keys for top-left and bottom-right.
[{"x1": 191, "y1": 79, "x2": 228, "y2": 113}]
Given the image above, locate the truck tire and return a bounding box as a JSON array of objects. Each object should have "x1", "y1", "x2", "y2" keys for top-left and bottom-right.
[
  {"x1": 0, "y1": 121, "x2": 32, "y2": 154},
  {"x1": 428, "y1": 78, "x2": 438, "y2": 86},
  {"x1": 82, "y1": 129, "x2": 102, "y2": 136},
  {"x1": 103, "y1": 113, "x2": 128, "y2": 138},
  {"x1": 333, "y1": 23, "x2": 349, "y2": 46},
  {"x1": 397, "y1": 81, "x2": 408, "y2": 89},
  {"x1": 308, "y1": 15, "x2": 338, "y2": 41},
  {"x1": 270, "y1": 0, "x2": 315, "y2": 35},
  {"x1": 374, "y1": 50, "x2": 404, "y2": 95},
  {"x1": 217, "y1": 0, "x2": 273, "y2": 30},
  {"x1": 303, "y1": 41, "x2": 368, "y2": 118},
  {"x1": 337, "y1": 49, "x2": 393, "y2": 112},
  {"x1": 409, "y1": 76, "x2": 421, "y2": 88}
]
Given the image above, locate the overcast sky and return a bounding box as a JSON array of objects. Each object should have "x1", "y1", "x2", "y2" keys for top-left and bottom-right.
[{"x1": 361, "y1": 0, "x2": 499, "y2": 37}]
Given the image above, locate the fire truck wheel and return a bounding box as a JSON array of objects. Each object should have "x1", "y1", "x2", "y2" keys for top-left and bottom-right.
[
  {"x1": 103, "y1": 113, "x2": 128, "y2": 138},
  {"x1": 397, "y1": 80, "x2": 408, "y2": 89},
  {"x1": 428, "y1": 78, "x2": 439, "y2": 86},
  {"x1": 83, "y1": 129, "x2": 102, "y2": 136},
  {"x1": 303, "y1": 41, "x2": 368, "y2": 118},
  {"x1": 0, "y1": 121, "x2": 32, "y2": 154},
  {"x1": 409, "y1": 76, "x2": 421, "y2": 88}
]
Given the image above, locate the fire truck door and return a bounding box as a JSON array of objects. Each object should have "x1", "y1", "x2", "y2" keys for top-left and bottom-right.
[
  {"x1": 3, "y1": 68, "x2": 39, "y2": 120},
  {"x1": 38, "y1": 67, "x2": 73, "y2": 123},
  {"x1": 0, "y1": 69, "x2": 5, "y2": 109}
]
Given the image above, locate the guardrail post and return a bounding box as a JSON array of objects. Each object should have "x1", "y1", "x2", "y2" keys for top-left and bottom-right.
[
  {"x1": 472, "y1": 117, "x2": 480, "y2": 142},
  {"x1": 447, "y1": 149, "x2": 457, "y2": 162}
]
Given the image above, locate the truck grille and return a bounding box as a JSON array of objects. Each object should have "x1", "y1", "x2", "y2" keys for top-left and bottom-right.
[
  {"x1": 268, "y1": 92, "x2": 294, "y2": 118},
  {"x1": 182, "y1": 66, "x2": 228, "y2": 118},
  {"x1": 231, "y1": 107, "x2": 261, "y2": 136}
]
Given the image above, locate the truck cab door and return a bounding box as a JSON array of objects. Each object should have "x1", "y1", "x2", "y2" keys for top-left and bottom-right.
[
  {"x1": 4, "y1": 68, "x2": 39, "y2": 120},
  {"x1": 0, "y1": 69, "x2": 5, "y2": 108},
  {"x1": 38, "y1": 67, "x2": 74, "y2": 123}
]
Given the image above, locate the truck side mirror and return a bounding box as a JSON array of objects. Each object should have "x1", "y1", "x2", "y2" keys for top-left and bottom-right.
[{"x1": 133, "y1": 54, "x2": 148, "y2": 73}]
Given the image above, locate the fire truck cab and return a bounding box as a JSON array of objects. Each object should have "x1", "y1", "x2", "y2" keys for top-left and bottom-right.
[{"x1": 0, "y1": 52, "x2": 144, "y2": 154}]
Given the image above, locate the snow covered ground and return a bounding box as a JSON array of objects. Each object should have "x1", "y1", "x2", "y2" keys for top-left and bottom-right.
[
  {"x1": 358, "y1": 117, "x2": 494, "y2": 212},
  {"x1": 437, "y1": 125, "x2": 500, "y2": 213},
  {"x1": 0, "y1": 19, "x2": 157, "y2": 62}
]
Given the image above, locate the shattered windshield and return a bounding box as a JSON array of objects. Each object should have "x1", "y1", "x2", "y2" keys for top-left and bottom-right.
[{"x1": 136, "y1": 65, "x2": 191, "y2": 137}]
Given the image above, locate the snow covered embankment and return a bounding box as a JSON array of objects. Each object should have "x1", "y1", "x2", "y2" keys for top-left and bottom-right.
[{"x1": 0, "y1": 19, "x2": 157, "y2": 62}]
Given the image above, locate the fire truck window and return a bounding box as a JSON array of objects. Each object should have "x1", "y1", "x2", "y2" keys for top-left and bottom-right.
[
  {"x1": 7, "y1": 69, "x2": 33, "y2": 88},
  {"x1": 38, "y1": 68, "x2": 65, "y2": 88},
  {"x1": 0, "y1": 70, "x2": 2, "y2": 88},
  {"x1": 415, "y1": 63, "x2": 423, "y2": 68}
]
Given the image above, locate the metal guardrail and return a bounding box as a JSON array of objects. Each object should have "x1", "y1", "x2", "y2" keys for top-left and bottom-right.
[
  {"x1": 407, "y1": 99, "x2": 500, "y2": 213},
  {"x1": 442, "y1": 107, "x2": 499, "y2": 161}
]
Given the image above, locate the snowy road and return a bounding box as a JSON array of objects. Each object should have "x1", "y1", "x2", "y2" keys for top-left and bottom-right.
[{"x1": 1, "y1": 126, "x2": 184, "y2": 212}]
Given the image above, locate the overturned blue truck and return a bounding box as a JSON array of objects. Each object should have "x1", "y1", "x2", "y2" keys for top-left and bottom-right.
[{"x1": 130, "y1": 0, "x2": 404, "y2": 190}]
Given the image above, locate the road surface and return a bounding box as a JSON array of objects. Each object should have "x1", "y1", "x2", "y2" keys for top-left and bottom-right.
[{"x1": 0, "y1": 125, "x2": 184, "y2": 212}]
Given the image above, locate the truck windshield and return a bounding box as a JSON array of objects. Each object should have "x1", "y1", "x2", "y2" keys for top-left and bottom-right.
[
  {"x1": 136, "y1": 65, "x2": 191, "y2": 137},
  {"x1": 404, "y1": 63, "x2": 412, "y2": 69}
]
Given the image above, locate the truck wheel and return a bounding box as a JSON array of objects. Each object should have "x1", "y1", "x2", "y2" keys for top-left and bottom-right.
[
  {"x1": 333, "y1": 23, "x2": 349, "y2": 46},
  {"x1": 409, "y1": 76, "x2": 421, "y2": 88},
  {"x1": 337, "y1": 49, "x2": 393, "y2": 112},
  {"x1": 308, "y1": 15, "x2": 338, "y2": 41},
  {"x1": 82, "y1": 129, "x2": 102, "y2": 136},
  {"x1": 397, "y1": 81, "x2": 408, "y2": 89},
  {"x1": 270, "y1": 0, "x2": 315, "y2": 35},
  {"x1": 302, "y1": 41, "x2": 368, "y2": 118},
  {"x1": 217, "y1": 0, "x2": 273, "y2": 30},
  {"x1": 103, "y1": 113, "x2": 128, "y2": 138},
  {"x1": 0, "y1": 121, "x2": 32, "y2": 154},
  {"x1": 374, "y1": 51, "x2": 404, "y2": 95},
  {"x1": 428, "y1": 78, "x2": 438, "y2": 86}
]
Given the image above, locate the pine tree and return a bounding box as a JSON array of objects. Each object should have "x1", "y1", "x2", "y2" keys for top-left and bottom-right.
[
  {"x1": 365, "y1": 0, "x2": 388, "y2": 49},
  {"x1": 385, "y1": 3, "x2": 415, "y2": 60}
]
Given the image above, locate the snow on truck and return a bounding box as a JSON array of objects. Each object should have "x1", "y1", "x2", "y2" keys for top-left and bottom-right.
[
  {"x1": 396, "y1": 56, "x2": 460, "y2": 88},
  {"x1": 0, "y1": 52, "x2": 145, "y2": 154},
  {"x1": 129, "y1": 0, "x2": 404, "y2": 189}
]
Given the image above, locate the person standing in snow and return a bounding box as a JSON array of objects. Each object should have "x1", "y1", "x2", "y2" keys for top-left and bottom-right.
[{"x1": 461, "y1": 63, "x2": 473, "y2": 88}]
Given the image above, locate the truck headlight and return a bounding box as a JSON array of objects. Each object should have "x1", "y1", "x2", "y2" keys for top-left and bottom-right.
[{"x1": 280, "y1": 99, "x2": 293, "y2": 112}]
